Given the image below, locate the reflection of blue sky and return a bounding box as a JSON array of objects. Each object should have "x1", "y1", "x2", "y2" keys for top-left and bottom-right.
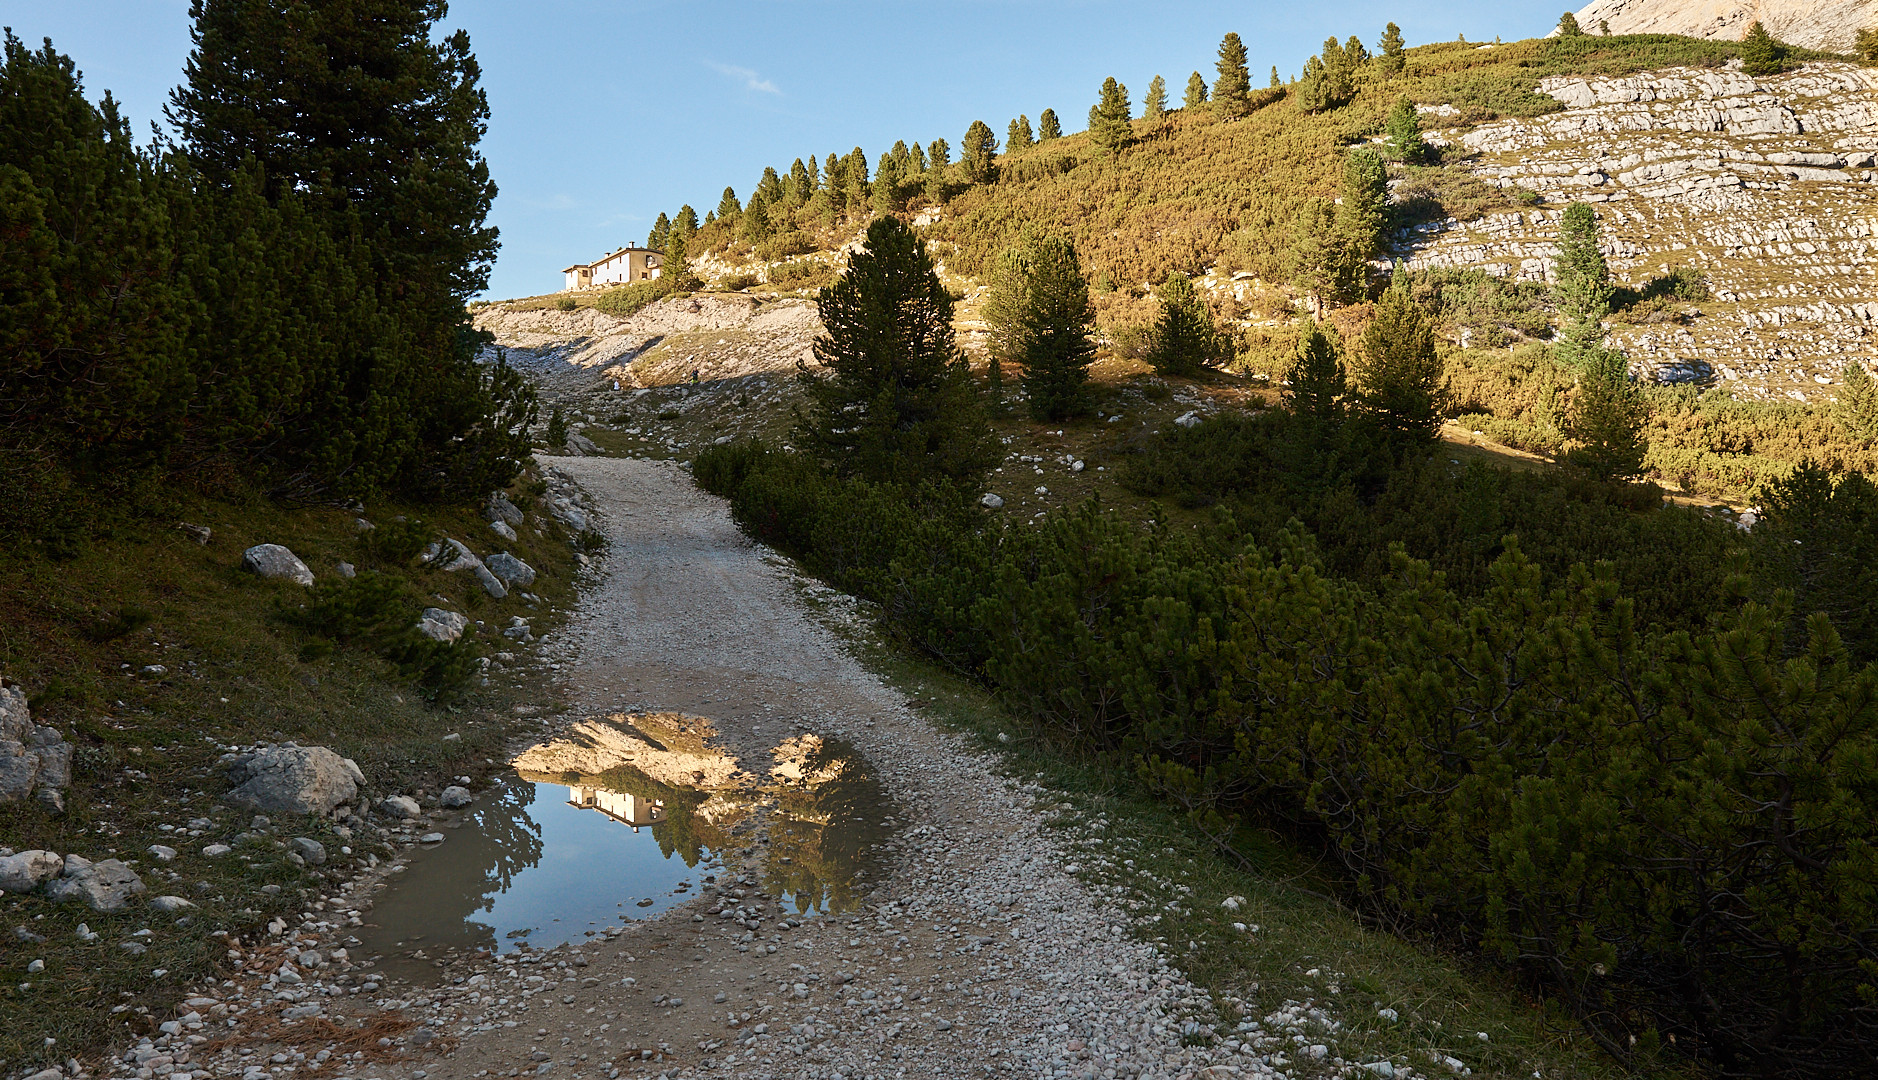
[
  {"x1": 360, "y1": 776, "x2": 716, "y2": 969},
  {"x1": 466, "y1": 782, "x2": 717, "y2": 950}
]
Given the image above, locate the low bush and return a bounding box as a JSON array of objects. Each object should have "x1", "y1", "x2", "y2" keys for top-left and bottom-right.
[
  {"x1": 694, "y1": 416, "x2": 1878, "y2": 1074},
  {"x1": 768, "y1": 258, "x2": 836, "y2": 290},
  {"x1": 594, "y1": 279, "x2": 670, "y2": 317},
  {"x1": 555, "y1": 294, "x2": 578, "y2": 311}
]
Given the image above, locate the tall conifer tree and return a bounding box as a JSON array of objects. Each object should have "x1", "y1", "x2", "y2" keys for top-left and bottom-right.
[
  {"x1": 1143, "y1": 75, "x2": 1167, "y2": 119},
  {"x1": 1089, "y1": 77, "x2": 1133, "y2": 155},
  {"x1": 798, "y1": 216, "x2": 992, "y2": 485},
  {"x1": 1379, "y1": 22, "x2": 1406, "y2": 74},
  {"x1": 961, "y1": 121, "x2": 998, "y2": 183},
  {"x1": 1037, "y1": 108, "x2": 1062, "y2": 140},
  {"x1": 1183, "y1": 71, "x2": 1208, "y2": 108},
  {"x1": 1213, "y1": 32, "x2": 1251, "y2": 117}
]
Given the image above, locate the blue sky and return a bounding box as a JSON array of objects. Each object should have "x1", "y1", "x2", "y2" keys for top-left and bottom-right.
[{"x1": 5, "y1": 1, "x2": 1569, "y2": 299}]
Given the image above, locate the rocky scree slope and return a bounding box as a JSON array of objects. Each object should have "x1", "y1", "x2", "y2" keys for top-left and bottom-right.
[
  {"x1": 1567, "y1": 0, "x2": 1878, "y2": 52},
  {"x1": 1407, "y1": 61, "x2": 1878, "y2": 397}
]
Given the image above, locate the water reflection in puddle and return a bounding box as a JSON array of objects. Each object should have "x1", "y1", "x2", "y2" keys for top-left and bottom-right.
[{"x1": 358, "y1": 713, "x2": 889, "y2": 981}]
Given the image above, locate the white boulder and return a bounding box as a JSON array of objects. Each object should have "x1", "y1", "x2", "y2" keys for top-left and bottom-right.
[
  {"x1": 221, "y1": 745, "x2": 362, "y2": 815},
  {"x1": 241, "y1": 544, "x2": 315, "y2": 586}
]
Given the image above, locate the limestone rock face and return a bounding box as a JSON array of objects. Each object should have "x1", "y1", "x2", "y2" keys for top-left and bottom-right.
[
  {"x1": 222, "y1": 745, "x2": 363, "y2": 815},
  {"x1": 242, "y1": 543, "x2": 315, "y2": 586},
  {"x1": 0, "y1": 684, "x2": 72, "y2": 804},
  {"x1": 1565, "y1": 0, "x2": 1878, "y2": 53},
  {"x1": 1406, "y1": 62, "x2": 1878, "y2": 395}
]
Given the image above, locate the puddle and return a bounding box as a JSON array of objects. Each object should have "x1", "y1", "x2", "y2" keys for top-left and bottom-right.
[{"x1": 356, "y1": 713, "x2": 889, "y2": 983}]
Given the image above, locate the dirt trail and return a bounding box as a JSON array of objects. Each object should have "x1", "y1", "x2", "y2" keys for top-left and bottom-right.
[{"x1": 139, "y1": 458, "x2": 1256, "y2": 1080}]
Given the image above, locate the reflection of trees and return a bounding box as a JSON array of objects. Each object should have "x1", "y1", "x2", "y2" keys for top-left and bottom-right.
[
  {"x1": 368, "y1": 776, "x2": 544, "y2": 956},
  {"x1": 591, "y1": 764, "x2": 733, "y2": 867},
  {"x1": 764, "y1": 738, "x2": 889, "y2": 915},
  {"x1": 478, "y1": 778, "x2": 546, "y2": 897}
]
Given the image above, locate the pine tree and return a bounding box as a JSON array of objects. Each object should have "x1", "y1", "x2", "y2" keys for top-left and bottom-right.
[
  {"x1": 1336, "y1": 147, "x2": 1389, "y2": 259},
  {"x1": 1355, "y1": 277, "x2": 1445, "y2": 445},
  {"x1": 1566, "y1": 346, "x2": 1647, "y2": 480},
  {"x1": 742, "y1": 191, "x2": 772, "y2": 244},
  {"x1": 716, "y1": 186, "x2": 741, "y2": 221},
  {"x1": 986, "y1": 232, "x2": 1096, "y2": 420},
  {"x1": 1553, "y1": 201, "x2": 1612, "y2": 356},
  {"x1": 1294, "y1": 38, "x2": 1356, "y2": 113},
  {"x1": 1144, "y1": 273, "x2": 1225, "y2": 376},
  {"x1": 1089, "y1": 77, "x2": 1133, "y2": 156},
  {"x1": 1379, "y1": 22, "x2": 1406, "y2": 75},
  {"x1": 1385, "y1": 97, "x2": 1425, "y2": 162},
  {"x1": 961, "y1": 121, "x2": 998, "y2": 184},
  {"x1": 1556, "y1": 11, "x2": 1584, "y2": 37},
  {"x1": 648, "y1": 212, "x2": 670, "y2": 253},
  {"x1": 1038, "y1": 109, "x2": 1062, "y2": 140},
  {"x1": 1213, "y1": 32, "x2": 1252, "y2": 118},
  {"x1": 798, "y1": 215, "x2": 992, "y2": 485},
  {"x1": 1007, "y1": 115, "x2": 1035, "y2": 151},
  {"x1": 1284, "y1": 322, "x2": 1348, "y2": 425},
  {"x1": 1741, "y1": 20, "x2": 1785, "y2": 76},
  {"x1": 843, "y1": 147, "x2": 869, "y2": 212},
  {"x1": 1183, "y1": 71, "x2": 1209, "y2": 109},
  {"x1": 169, "y1": 0, "x2": 496, "y2": 304},
  {"x1": 675, "y1": 204, "x2": 699, "y2": 238},
  {"x1": 1859, "y1": 27, "x2": 1878, "y2": 63},
  {"x1": 1834, "y1": 362, "x2": 1878, "y2": 442},
  {"x1": 1143, "y1": 75, "x2": 1167, "y2": 120},
  {"x1": 1271, "y1": 66, "x2": 1282, "y2": 89},
  {"x1": 663, "y1": 225, "x2": 699, "y2": 291}
]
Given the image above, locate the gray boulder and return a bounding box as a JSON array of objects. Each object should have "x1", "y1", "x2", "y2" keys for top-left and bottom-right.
[
  {"x1": 438, "y1": 539, "x2": 509, "y2": 599},
  {"x1": 289, "y1": 837, "x2": 327, "y2": 865},
  {"x1": 0, "y1": 849, "x2": 63, "y2": 893},
  {"x1": 483, "y1": 492, "x2": 525, "y2": 526},
  {"x1": 45, "y1": 856, "x2": 145, "y2": 912},
  {"x1": 150, "y1": 895, "x2": 197, "y2": 914},
  {"x1": 242, "y1": 544, "x2": 315, "y2": 586},
  {"x1": 416, "y1": 608, "x2": 468, "y2": 643},
  {"x1": 222, "y1": 745, "x2": 363, "y2": 816},
  {"x1": 979, "y1": 493, "x2": 1004, "y2": 509},
  {"x1": 489, "y1": 520, "x2": 518, "y2": 543},
  {"x1": 439, "y1": 785, "x2": 473, "y2": 809},
  {"x1": 486, "y1": 553, "x2": 537, "y2": 588},
  {"x1": 379, "y1": 795, "x2": 421, "y2": 819},
  {"x1": 0, "y1": 684, "x2": 72, "y2": 805}
]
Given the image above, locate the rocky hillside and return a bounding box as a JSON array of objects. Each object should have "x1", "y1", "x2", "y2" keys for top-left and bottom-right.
[
  {"x1": 1569, "y1": 0, "x2": 1877, "y2": 52},
  {"x1": 1407, "y1": 61, "x2": 1878, "y2": 398}
]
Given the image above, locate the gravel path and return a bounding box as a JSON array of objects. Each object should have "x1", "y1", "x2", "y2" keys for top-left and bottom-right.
[{"x1": 104, "y1": 458, "x2": 1294, "y2": 1080}]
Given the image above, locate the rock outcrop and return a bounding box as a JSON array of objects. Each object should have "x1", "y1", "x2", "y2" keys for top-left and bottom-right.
[
  {"x1": 0, "y1": 684, "x2": 72, "y2": 807},
  {"x1": 1407, "y1": 62, "x2": 1878, "y2": 395},
  {"x1": 221, "y1": 745, "x2": 364, "y2": 816},
  {"x1": 1565, "y1": 0, "x2": 1878, "y2": 53}
]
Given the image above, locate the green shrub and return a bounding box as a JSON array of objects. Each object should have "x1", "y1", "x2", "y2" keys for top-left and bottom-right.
[
  {"x1": 594, "y1": 279, "x2": 669, "y2": 317},
  {"x1": 715, "y1": 272, "x2": 759, "y2": 291},
  {"x1": 768, "y1": 258, "x2": 835, "y2": 290},
  {"x1": 555, "y1": 294, "x2": 578, "y2": 311},
  {"x1": 699, "y1": 433, "x2": 1878, "y2": 1073}
]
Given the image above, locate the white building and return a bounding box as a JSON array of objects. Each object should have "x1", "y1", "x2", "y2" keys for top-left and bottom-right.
[{"x1": 563, "y1": 247, "x2": 662, "y2": 291}]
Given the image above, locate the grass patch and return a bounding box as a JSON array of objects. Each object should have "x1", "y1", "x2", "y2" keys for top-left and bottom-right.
[{"x1": 0, "y1": 467, "x2": 584, "y2": 1068}]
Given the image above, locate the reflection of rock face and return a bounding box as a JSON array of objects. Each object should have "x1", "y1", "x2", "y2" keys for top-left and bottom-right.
[
  {"x1": 510, "y1": 713, "x2": 743, "y2": 790},
  {"x1": 764, "y1": 735, "x2": 889, "y2": 916}
]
